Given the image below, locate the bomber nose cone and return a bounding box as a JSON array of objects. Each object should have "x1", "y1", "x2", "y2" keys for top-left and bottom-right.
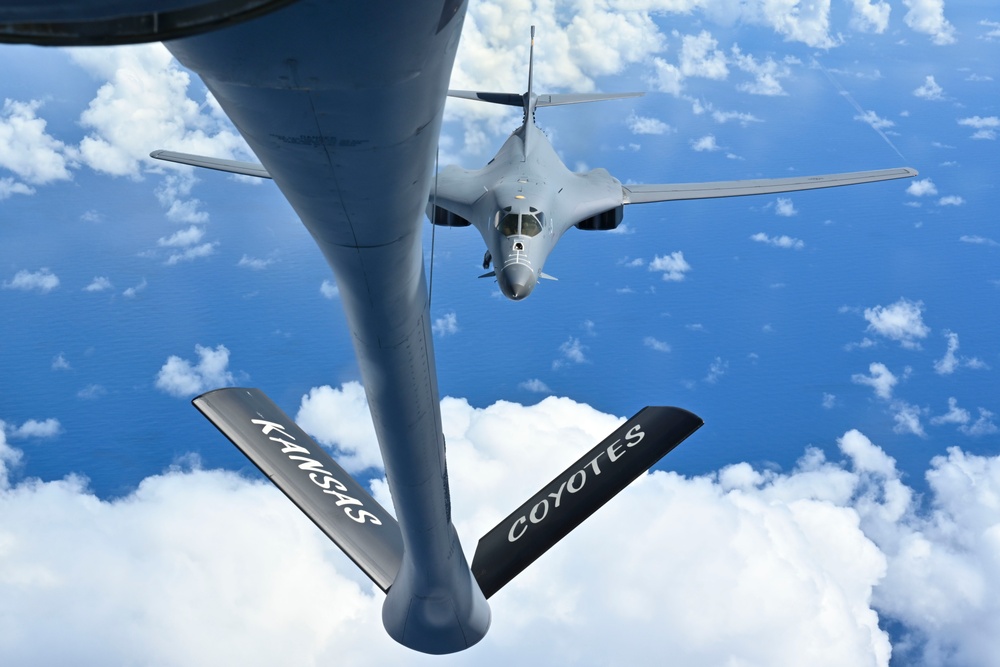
[{"x1": 499, "y1": 264, "x2": 536, "y2": 301}]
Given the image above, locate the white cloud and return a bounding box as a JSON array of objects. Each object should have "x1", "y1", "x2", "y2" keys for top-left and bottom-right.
[
  {"x1": 52, "y1": 353, "x2": 71, "y2": 371},
  {"x1": 71, "y1": 44, "x2": 247, "y2": 179},
  {"x1": 165, "y1": 243, "x2": 218, "y2": 266},
  {"x1": 294, "y1": 383, "x2": 382, "y2": 474},
  {"x1": 627, "y1": 112, "x2": 671, "y2": 135},
  {"x1": 854, "y1": 110, "x2": 895, "y2": 130},
  {"x1": 705, "y1": 356, "x2": 728, "y2": 384},
  {"x1": 679, "y1": 31, "x2": 728, "y2": 80},
  {"x1": 852, "y1": 362, "x2": 899, "y2": 400},
  {"x1": 0, "y1": 177, "x2": 35, "y2": 200},
  {"x1": 432, "y1": 312, "x2": 459, "y2": 337},
  {"x1": 730, "y1": 46, "x2": 789, "y2": 96},
  {"x1": 891, "y1": 400, "x2": 926, "y2": 437},
  {"x1": 850, "y1": 0, "x2": 891, "y2": 33},
  {"x1": 4, "y1": 395, "x2": 1000, "y2": 665},
  {"x1": 4, "y1": 418, "x2": 61, "y2": 439},
  {"x1": 931, "y1": 397, "x2": 970, "y2": 426},
  {"x1": 690, "y1": 135, "x2": 720, "y2": 152},
  {"x1": 906, "y1": 178, "x2": 938, "y2": 196},
  {"x1": 774, "y1": 197, "x2": 798, "y2": 217},
  {"x1": 934, "y1": 330, "x2": 987, "y2": 375},
  {"x1": 643, "y1": 337, "x2": 671, "y2": 353},
  {"x1": 961, "y1": 409, "x2": 999, "y2": 437},
  {"x1": 822, "y1": 393, "x2": 838, "y2": 409},
  {"x1": 553, "y1": 337, "x2": 588, "y2": 370},
  {"x1": 0, "y1": 98, "x2": 77, "y2": 185},
  {"x1": 320, "y1": 280, "x2": 339, "y2": 299},
  {"x1": 913, "y1": 75, "x2": 945, "y2": 100},
  {"x1": 2, "y1": 268, "x2": 59, "y2": 294},
  {"x1": 518, "y1": 378, "x2": 552, "y2": 394},
  {"x1": 122, "y1": 278, "x2": 148, "y2": 299},
  {"x1": 750, "y1": 233, "x2": 804, "y2": 250},
  {"x1": 863, "y1": 298, "x2": 930, "y2": 350},
  {"x1": 158, "y1": 225, "x2": 205, "y2": 248},
  {"x1": 937, "y1": 195, "x2": 965, "y2": 207},
  {"x1": 76, "y1": 384, "x2": 107, "y2": 400},
  {"x1": 237, "y1": 255, "x2": 274, "y2": 270},
  {"x1": 959, "y1": 235, "x2": 999, "y2": 247},
  {"x1": 649, "y1": 251, "x2": 692, "y2": 282},
  {"x1": 154, "y1": 344, "x2": 235, "y2": 398},
  {"x1": 84, "y1": 276, "x2": 113, "y2": 292},
  {"x1": 902, "y1": 0, "x2": 956, "y2": 45}
]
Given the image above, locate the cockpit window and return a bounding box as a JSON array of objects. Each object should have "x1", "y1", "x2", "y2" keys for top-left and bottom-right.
[
  {"x1": 497, "y1": 212, "x2": 543, "y2": 238},
  {"x1": 520, "y1": 214, "x2": 542, "y2": 237},
  {"x1": 499, "y1": 213, "x2": 520, "y2": 236}
]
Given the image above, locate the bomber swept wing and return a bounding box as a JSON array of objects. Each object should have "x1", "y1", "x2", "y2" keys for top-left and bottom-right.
[{"x1": 622, "y1": 167, "x2": 918, "y2": 204}]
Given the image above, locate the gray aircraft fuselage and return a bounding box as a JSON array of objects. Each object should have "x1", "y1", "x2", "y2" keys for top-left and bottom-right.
[{"x1": 163, "y1": 0, "x2": 489, "y2": 654}]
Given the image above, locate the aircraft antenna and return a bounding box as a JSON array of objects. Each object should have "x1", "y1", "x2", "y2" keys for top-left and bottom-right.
[{"x1": 428, "y1": 146, "x2": 439, "y2": 308}]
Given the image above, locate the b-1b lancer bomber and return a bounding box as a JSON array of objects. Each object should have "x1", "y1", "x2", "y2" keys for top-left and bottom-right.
[{"x1": 428, "y1": 27, "x2": 918, "y2": 300}]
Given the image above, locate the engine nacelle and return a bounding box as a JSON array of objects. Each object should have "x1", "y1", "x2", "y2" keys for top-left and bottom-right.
[
  {"x1": 429, "y1": 206, "x2": 471, "y2": 227},
  {"x1": 575, "y1": 206, "x2": 623, "y2": 231}
]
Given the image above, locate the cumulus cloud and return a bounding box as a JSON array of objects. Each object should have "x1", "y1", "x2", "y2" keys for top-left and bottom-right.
[
  {"x1": 432, "y1": 312, "x2": 459, "y2": 337},
  {"x1": 627, "y1": 112, "x2": 671, "y2": 135},
  {"x1": 2, "y1": 268, "x2": 59, "y2": 294},
  {"x1": 553, "y1": 337, "x2": 588, "y2": 370},
  {"x1": 154, "y1": 344, "x2": 235, "y2": 398},
  {"x1": 850, "y1": 0, "x2": 891, "y2": 33},
  {"x1": 852, "y1": 362, "x2": 899, "y2": 400},
  {"x1": 937, "y1": 195, "x2": 964, "y2": 207},
  {"x1": 934, "y1": 330, "x2": 987, "y2": 374},
  {"x1": 854, "y1": 109, "x2": 895, "y2": 130},
  {"x1": 902, "y1": 0, "x2": 956, "y2": 45},
  {"x1": 959, "y1": 235, "x2": 999, "y2": 247},
  {"x1": 649, "y1": 251, "x2": 692, "y2": 281},
  {"x1": 913, "y1": 75, "x2": 945, "y2": 100},
  {"x1": 643, "y1": 337, "x2": 671, "y2": 352},
  {"x1": 83, "y1": 276, "x2": 113, "y2": 292},
  {"x1": 237, "y1": 255, "x2": 275, "y2": 270},
  {"x1": 320, "y1": 280, "x2": 340, "y2": 299},
  {"x1": 690, "y1": 134, "x2": 721, "y2": 152},
  {"x1": 730, "y1": 46, "x2": 789, "y2": 96},
  {"x1": 705, "y1": 356, "x2": 728, "y2": 383},
  {"x1": 906, "y1": 178, "x2": 938, "y2": 197},
  {"x1": 774, "y1": 197, "x2": 798, "y2": 217},
  {"x1": 0, "y1": 99, "x2": 78, "y2": 186},
  {"x1": 3, "y1": 395, "x2": 1000, "y2": 665},
  {"x1": 679, "y1": 31, "x2": 728, "y2": 80},
  {"x1": 863, "y1": 298, "x2": 929, "y2": 349},
  {"x1": 518, "y1": 378, "x2": 552, "y2": 394},
  {"x1": 3, "y1": 418, "x2": 61, "y2": 439},
  {"x1": 70, "y1": 44, "x2": 247, "y2": 179},
  {"x1": 750, "y1": 233, "x2": 804, "y2": 250},
  {"x1": 122, "y1": 278, "x2": 148, "y2": 299},
  {"x1": 294, "y1": 383, "x2": 382, "y2": 474}
]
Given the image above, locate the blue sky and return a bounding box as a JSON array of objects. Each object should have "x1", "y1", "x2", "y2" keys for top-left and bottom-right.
[{"x1": 1, "y1": 1, "x2": 999, "y2": 665}]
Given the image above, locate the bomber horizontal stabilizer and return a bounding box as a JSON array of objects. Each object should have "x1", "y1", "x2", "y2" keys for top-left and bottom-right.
[
  {"x1": 622, "y1": 167, "x2": 917, "y2": 204},
  {"x1": 150, "y1": 149, "x2": 272, "y2": 179},
  {"x1": 193, "y1": 387, "x2": 403, "y2": 591},
  {"x1": 471, "y1": 406, "x2": 703, "y2": 598}
]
